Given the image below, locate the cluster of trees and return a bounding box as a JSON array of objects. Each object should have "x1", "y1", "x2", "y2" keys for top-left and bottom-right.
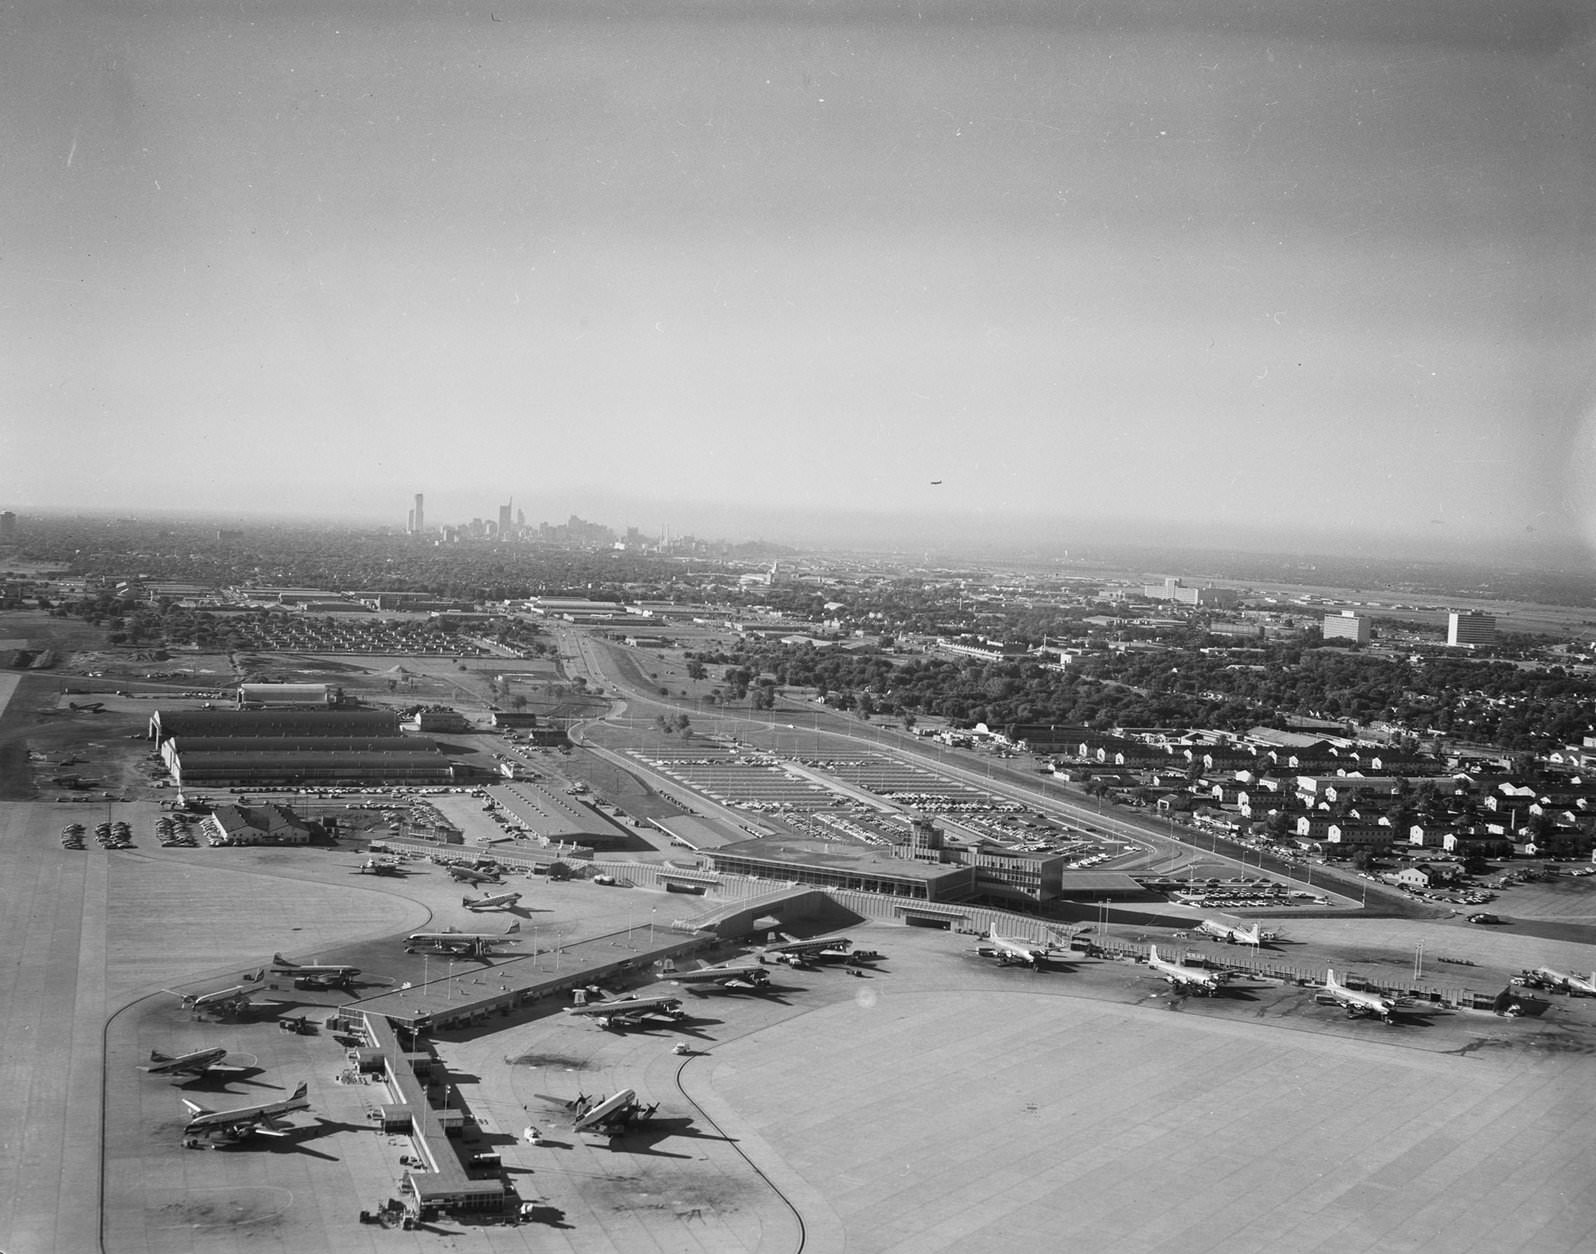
[{"x1": 697, "y1": 637, "x2": 1596, "y2": 751}]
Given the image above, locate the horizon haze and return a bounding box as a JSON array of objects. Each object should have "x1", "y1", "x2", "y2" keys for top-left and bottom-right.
[{"x1": 6, "y1": 1, "x2": 1595, "y2": 560}]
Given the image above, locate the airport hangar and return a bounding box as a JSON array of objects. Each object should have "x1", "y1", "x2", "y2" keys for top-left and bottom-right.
[{"x1": 147, "y1": 707, "x2": 456, "y2": 789}]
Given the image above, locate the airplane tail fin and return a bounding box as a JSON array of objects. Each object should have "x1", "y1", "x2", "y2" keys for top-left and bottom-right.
[
  {"x1": 181, "y1": 1097, "x2": 209, "y2": 1116},
  {"x1": 1148, "y1": 944, "x2": 1160, "y2": 962},
  {"x1": 1325, "y1": 968, "x2": 1340, "y2": 991},
  {"x1": 507, "y1": 921, "x2": 520, "y2": 934},
  {"x1": 150, "y1": 1049, "x2": 170, "y2": 1062},
  {"x1": 289, "y1": 1082, "x2": 308, "y2": 1102},
  {"x1": 462, "y1": 897, "x2": 472, "y2": 907},
  {"x1": 272, "y1": 953, "x2": 292, "y2": 967},
  {"x1": 248, "y1": 968, "x2": 265, "y2": 982}
]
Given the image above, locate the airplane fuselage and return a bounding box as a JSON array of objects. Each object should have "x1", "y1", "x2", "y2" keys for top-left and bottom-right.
[
  {"x1": 1147, "y1": 945, "x2": 1223, "y2": 994},
  {"x1": 182, "y1": 1083, "x2": 310, "y2": 1140}
]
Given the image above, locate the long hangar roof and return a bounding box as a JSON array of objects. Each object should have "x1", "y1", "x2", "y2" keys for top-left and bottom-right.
[
  {"x1": 165, "y1": 736, "x2": 437, "y2": 754},
  {"x1": 149, "y1": 708, "x2": 400, "y2": 742}
]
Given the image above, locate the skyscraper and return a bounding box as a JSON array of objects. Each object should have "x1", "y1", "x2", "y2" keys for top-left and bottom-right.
[
  {"x1": 497, "y1": 502, "x2": 513, "y2": 539},
  {"x1": 1447, "y1": 611, "x2": 1496, "y2": 648},
  {"x1": 411, "y1": 493, "x2": 425, "y2": 535}
]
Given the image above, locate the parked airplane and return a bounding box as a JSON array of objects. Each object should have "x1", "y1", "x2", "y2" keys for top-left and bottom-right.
[
  {"x1": 543, "y1": 1088, "x2": 659, "y2": 1137},
  {"x1": 356, "y1": 856, "x2": 403, "y2": 876},
  {"x1": 1532, "y1": 966, "x2": 1596, "y2": 996},
  {"x1": 462, "y1": 890, "x2": 521, "y2": 912},
  {"x1": 165, "y1": 971, "x2": 265, "y2": 1017},
  {"x1": 1146, "y1": 945, "x2": 1225, "y2": 995},
  {"x1": 269, "y1": 953, "x2": 360, "y2": 988},
  {"x1": 182, "y1": 1082, "x2": 310, "y2": 1142},
  {"x1": 972, "y1": 926, "x2": 1059, "y2": 969},
  {"x1": 660, "y1": 958, "x2": 772, "y2": 992},
  {"x1": 404, "y1": 922, "x2": 521, "y2": 957},
  {"x1": 138, "y1": 1046, "x2": 230, "y2": 1079},
  {"x1": 759, "y1": 933, "x2": 854, "y2": 966},
  {"x1": 1321, "y1": 969, "x2": 1397, "y2": 1022},
  {"x1": 68, "y1": 701, "x2": 105, "y2": 713},
  {"x1": 1197, "y1": 919, "x2": 1262, "y2": 946},
  {"x1": 448, "y1": 865, "x2": 501, "y2": 885},
  {"x1": 565, "y1": 991, "x2": 685, "y2": 1030}
]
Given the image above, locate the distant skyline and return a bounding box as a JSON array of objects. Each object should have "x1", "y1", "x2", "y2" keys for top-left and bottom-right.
[{"x1": 6, "y1": 2, "x2": 1594, "y2": 560}]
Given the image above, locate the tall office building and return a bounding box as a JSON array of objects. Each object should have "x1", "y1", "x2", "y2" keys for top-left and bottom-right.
[
  {"x1": 1322, "y1": 611, "x2": 1371, "y2": 644},
  {"x1": 1447, "y1": 611, "x2": 1496, "y2": 648},
  {"x1": 497, "y1": 503, "x2": 512, "y2": 539},
  {"x1": 410, "y1": 493, "x2": 425, "y2": 535},
  {"x1": 0, "y1": 511, "x2": 15, "y2": 540}
]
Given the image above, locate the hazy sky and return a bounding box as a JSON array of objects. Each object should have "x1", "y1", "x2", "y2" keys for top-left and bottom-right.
[{"x1": 5, "y1": 1, "x2": 1594, "y2": 555}]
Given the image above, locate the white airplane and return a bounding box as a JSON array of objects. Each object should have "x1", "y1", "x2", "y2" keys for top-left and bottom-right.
[
  {"x1": 448, "y1": 864, "x2": 501, "y2": 885},
  {"x1": 660, "y1": 958, "x2": 772, "y2": 993},
  {"x1": 1533, "y1": 966, "x2": 1596, "y2": 996},
  {"x1": 356, "y1": 856, "x2": 402, "y2": 876},
  {"x1": 165, "y1": 971, "x2": 265, "y2": 1016},
  {"x1": 269, "y1": 953, "x2": 360, "y2": 988},
  {"x1": 462, "y1": 890, "x2": 522, "y2": 912},
  {"x1": 972, "y1": 926, "x2": 1058, "y2": 969},
  {"x1": 759, "y1": 933, "x2": 854, "y2": 966},
  {"x1": 138, "y1": 1046, "x2": 230, "y2": 1079},
  {"x1": 1197, "y1": 918, "x2": 1262, "y2": 946},
  {"x1": 1147, "y1": 945, "x2": 1225, "y2": 995},
  {"x1": 1321, "y1": 969, "x2": 1397, "y2": 1022},
  {"x1": 404, "y1": 922, "x2": 521, "y2": 957},
  {"x1": 565, "y1": 991, "x2": 685, "y2": 1030},
  {"x1": 182, "y1": 1082, "x2": 310, "y2": 1141},
  {"x1": 545, "y1": 1088, "x2": 658, "y2": 1137}
]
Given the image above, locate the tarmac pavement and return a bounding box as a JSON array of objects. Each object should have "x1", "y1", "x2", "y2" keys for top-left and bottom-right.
[{"x1": 6, "y1": 787, "x2": 1596, "y2": 1253}]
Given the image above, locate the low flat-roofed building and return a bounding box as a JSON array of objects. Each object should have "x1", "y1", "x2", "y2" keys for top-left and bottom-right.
[
  {"x1": 703, "y1": 836, "x2": 975, "y2": 901},
  {"x1": 348, "y1": 1013, "x2": 504, "y2": 1220},
  {"x1": 651, "y1": 814, "x2": 743, "y2": 851}
]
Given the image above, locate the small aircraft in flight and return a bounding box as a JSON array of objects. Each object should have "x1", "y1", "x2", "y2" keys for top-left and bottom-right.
[
  {"x1": 971, "y1": 926, "x2": 1060, "y2": 969},
  {"x1": 1531, "y1": 966, "x2": 1596, "y2": 996},
  {"x1": 404, "y1": 922, "x2": 521, "y2": 958},
  {"x1": 181, "y1": 1082, "x2": 310, "y2": 1142},
  {"x1": 448, "y1": 865, "x2": 501, "y2": 886},
  {"x1": 138, "y1": 1046, "x2": 231, "y2": 1080},
  {"x1": 759, "y1": 933, "x2": 854, "y2": 967},
  {"x1": 166, "y1": 971, "x2": 265, "y2": 1017},
  {"x1": 564, "y1": 991, "x2": 686, "y2": 1031},
  {"x1": 660, "y1": 958, "x2": 772, "y2": 993},
  {"x1": 462, "y1": 890, "x2": 522, "y2": 912},
  {"x1": 1320, "y1": 969, "x2": 1397, "y2": 1022},
  {"x1": 1146, "y1": 945, "x2": 1226, "y2": 995},
  {"x1": 269, "y1": 953, "x2": 360, "y2": 989},
  {"x1": 1197, "y1": 918, "x2": 1263, "y2": 946}
]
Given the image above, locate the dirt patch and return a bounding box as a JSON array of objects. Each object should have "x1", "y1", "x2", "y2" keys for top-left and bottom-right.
[{"x1": 509, "y1": 1052, "x2": 593, "y2": 1070}]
